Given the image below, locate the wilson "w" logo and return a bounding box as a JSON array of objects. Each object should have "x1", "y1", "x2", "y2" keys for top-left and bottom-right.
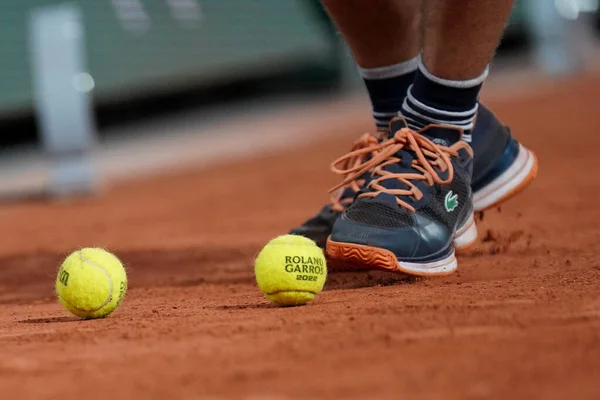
[{"x1": 58, "y1": 269, "x2": 70, "y2": 286}]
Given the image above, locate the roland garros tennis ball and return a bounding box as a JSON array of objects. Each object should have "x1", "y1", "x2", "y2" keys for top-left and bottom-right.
[
  {"x1": 255, "y1": 234, "x2": 327, "y2": 306},
  {"x1": 56, "y1": 248, "x2": 127, "y2": 319}
]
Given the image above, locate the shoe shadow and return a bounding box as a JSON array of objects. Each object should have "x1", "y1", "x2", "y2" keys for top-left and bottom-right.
[{"x1": 325, "y1": 270, "x2": 422, "y2": 290}]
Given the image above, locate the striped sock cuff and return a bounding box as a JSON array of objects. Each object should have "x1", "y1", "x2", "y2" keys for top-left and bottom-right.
[
  {"x1": 402, "y1": 86, "x2": 478, "y2": 141},
  {"x1": 417, "y1": 55, "x2": 489, "y2": 89},
  {"x1": 360, "y1": 57, "x2": 419, "y2": 130},
  {"x1": 397, "y1": 57, "x2": 489, "y2": 141},
  {"x1": 373, "y1": 110, "x2": 401, "y2": 129},
  {"x1": 359, "y1": 57, "x2": 419, "y2": 80}
]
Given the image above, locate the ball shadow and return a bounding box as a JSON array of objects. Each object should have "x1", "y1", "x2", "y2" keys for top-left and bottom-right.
[
  {"x1": 20, "y1": 316, "x2": 81, "y2": 324},
  {"x1": 214, "y1": 303, "x2": 276, "y2": 311}
]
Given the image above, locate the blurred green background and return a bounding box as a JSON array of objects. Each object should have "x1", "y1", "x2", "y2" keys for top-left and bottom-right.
[
  {"x1": 6, "y1": 0, "x2": 589, "y2": 152},
  {"x1": 0, "y1": 0, "x2": 341, "y2": 116}
]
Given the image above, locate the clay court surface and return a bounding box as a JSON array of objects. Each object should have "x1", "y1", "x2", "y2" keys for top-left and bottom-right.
[{"x1": 1, "y1": 74, "x2": 600, "y2": 399}]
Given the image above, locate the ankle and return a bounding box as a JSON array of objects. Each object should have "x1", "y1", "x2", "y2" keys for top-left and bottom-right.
[
  {"x1": 400, "y1": 57, "x2": 488, "y2": 140},
  {"x1": 360, "y1": 57, "x2": 418, "y2": 130}
]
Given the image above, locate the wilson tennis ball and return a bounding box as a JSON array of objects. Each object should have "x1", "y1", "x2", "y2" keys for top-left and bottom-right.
[
  {"x1": 255, "y1": 234, "x2": 327, "y2": 306},
  {"x1": 56, "y1": 248, "x2": 127, "y2": 319}
]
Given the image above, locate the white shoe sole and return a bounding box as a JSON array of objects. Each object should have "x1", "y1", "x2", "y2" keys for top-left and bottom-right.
[{"x1": 473, "y1": 144, "x2": 538, "y2": 211}]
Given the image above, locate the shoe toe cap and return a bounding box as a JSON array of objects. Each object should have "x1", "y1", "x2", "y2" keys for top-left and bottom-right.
[{"x1": 330, "y1": 213, "x2": 453, "y2": 262}]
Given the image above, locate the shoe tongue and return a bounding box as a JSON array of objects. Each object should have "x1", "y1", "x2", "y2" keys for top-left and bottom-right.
[
  {"x1": 372, "y1": 192, "x2": 398, "y2": 207},
  {"x1": 388, "y1": 117, "x2": 409, "y2": 138},
  {"x1": 419, "y1": 125, "x2": 462, "y2": 147},
  {"x1": 368, "y1": 121, "x2": 456, "y2": 206}
]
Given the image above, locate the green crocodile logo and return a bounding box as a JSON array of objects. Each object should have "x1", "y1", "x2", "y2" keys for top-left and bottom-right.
[{"x1": 444, "y1": 191, "x2": 458, "y2": 212}]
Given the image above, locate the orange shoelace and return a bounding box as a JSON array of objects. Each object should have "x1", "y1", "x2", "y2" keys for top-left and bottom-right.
[
  {"x1": 330, "y1": 128, "x2": 458, "y2": 213},
  {"x1": 329, "y1": 132, "x2": 382, "y2": 212}
]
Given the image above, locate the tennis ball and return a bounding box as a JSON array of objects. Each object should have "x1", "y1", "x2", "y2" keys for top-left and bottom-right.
[
  {"x1": 56, "y1": 248, "x2": 127, "y2": 319},
  {"x1": 255, "y1": 234, "x2": 327, "y2": 306}
]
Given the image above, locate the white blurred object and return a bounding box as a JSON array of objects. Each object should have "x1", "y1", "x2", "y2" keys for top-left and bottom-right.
[
  {"x1": 525, "y1": 0, "x2": 584, "y2": 76},
  {"x1": 555, "y1": 0, "x2": 599, "y2": 19},
  {"x1": 166, "y1": 0, "x2": 203, "y2": 26},
  {"x1": 29, "y1": 4, "x2": 98, "y2": 198},
  {"x1": 556, "y1": 0, "x2": 581, "y2": 20},
  {"x1": 111, "y1": 0, "x2": 150, "y2": 34}
]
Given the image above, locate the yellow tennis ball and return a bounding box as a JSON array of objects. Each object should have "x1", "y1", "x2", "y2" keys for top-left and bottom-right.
[
  {"x1": 255, "y1": 234, "x2": 327, "y2": 306},
  {"x1": 56, "y1": 248, "x2": 127, "y2": 319}
]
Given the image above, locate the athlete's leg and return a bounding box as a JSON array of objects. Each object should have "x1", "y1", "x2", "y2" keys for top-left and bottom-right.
[
  {"x1": 321, "y1": 0, "x2": 420, "y2": 129},
  {"x1": 400, "y1": 0, "x2": 515, "y2": 137},
  {"x1": 326, "y1": 1, "x2": 534, "y2": 275},
  {"x1": 421, "y1": 0, "x2": 513, "y2": 80},
  {"x1": 404, "y1": 0, "x2": 537, "y2": 211},
  {"x1": 289, "y1": 1, "x2": 421, "y2": 246},
  {"x1": 402, "y1": 0, "x2": 538, "y2": 210},
  {"x1": 321, "y1": 0, "x2": 420, "y2": 68},
  {"x1": 292, "y1": 1, "x2": 537, "y2": 250}
]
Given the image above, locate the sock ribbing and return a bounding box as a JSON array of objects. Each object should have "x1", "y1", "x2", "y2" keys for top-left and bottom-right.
[
  {"x1": 399, "y1": 57, "x2": 488, "y2": 142},
  {"x1": 360, "y1": 57, "x2": 418, "y2": 130}
]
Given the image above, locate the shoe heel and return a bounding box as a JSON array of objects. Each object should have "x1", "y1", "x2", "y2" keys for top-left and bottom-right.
[
  {"x1": 454, "y1": 213, "x2": 477, "y2": 251},
  {"x1": 473, "y1": 144, "x2": 538, "y2": 211}
]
